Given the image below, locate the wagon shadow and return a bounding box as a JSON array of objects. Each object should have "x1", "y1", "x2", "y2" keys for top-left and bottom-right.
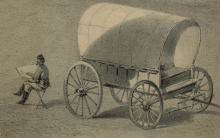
[
  {"x1": 95, "y1": 106, "x2": 130, "y2": 119},
  {"x1": 95, "y1": 106, "x2": 195, "y2": 127},
  {"x1": 159, "y1": 109, "x2": 195, "y2": 127},
  {"x1": 96, "y1": 105, "x2": 220, "y2": 128}
]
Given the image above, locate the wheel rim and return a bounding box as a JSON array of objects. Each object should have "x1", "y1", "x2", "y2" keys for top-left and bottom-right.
[
  {"x1": 129, "y1": 80, "x2": 163, "y2": 130},
  {"x1": 180, "y1": 67, "x2": 213, "y2": 113},
  {"x1": 63, "y1": 61, "x2": 103, "y2": 119},
  {"x1": 110, "y1": 87, "x2": 130, "y2": 105}
]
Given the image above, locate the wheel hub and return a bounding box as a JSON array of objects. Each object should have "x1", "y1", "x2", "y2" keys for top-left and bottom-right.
[
  {"x1": 75, "y1": 87, "x2": 87, "y2": 96},
  {"x1": 141, "y1": 103, "x2": 150, "y2": 111},
  {"x1": 194, "y1": 86, "x2": 199, "y2": 93}
]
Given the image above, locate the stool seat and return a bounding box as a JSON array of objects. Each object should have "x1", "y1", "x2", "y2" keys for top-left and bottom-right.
[{"x1": 36, "y1": 89, "x2": 47, "y2": 109}]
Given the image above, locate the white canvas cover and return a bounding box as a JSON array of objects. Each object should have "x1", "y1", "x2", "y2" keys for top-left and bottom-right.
[{"x1": 78, "y1": 3, "x2": 201, "y2": 70}]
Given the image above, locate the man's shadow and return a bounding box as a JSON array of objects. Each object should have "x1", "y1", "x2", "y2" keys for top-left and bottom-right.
[{"x1": 43, "y1": 99, "x2": 64, "y2": 108}]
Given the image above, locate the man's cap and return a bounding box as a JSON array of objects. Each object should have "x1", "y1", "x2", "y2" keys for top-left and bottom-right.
[{"x1": 37, "y1": 54, "x2": 45, "y2": 60}]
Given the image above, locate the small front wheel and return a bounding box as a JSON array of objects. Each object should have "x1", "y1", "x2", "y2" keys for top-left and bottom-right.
[{"x1": 128, "y1": 80, "x2": 163, "y2": 130}]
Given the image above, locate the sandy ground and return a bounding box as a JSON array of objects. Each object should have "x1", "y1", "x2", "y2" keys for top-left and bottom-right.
[{"x1": 1, "y1": 0, "x2": 220, "y2": 138}]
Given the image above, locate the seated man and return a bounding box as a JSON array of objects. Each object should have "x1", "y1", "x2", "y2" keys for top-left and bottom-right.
[{"x1": 14, "y1": 54, "x2": 50, "y2": 104}]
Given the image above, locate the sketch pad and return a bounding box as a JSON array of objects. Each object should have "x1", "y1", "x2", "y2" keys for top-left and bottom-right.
[{"x1": 16, "y1": 64, "x2": 37, "y2": 79}]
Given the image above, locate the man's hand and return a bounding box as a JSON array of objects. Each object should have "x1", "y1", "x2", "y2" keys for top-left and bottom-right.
[
  {"x1": 26, "y1": 72, "x2": 34, "y2": 77},
  {"x1": 27, "y1": 78, "x2": 35, "y2": 83}
]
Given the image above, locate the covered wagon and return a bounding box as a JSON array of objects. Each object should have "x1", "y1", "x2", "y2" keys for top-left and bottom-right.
[{"x1": 63, "y1": 3, "x2": 213, "y2": 129}]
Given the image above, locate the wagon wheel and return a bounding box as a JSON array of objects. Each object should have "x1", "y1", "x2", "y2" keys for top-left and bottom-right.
[
  {"x1": 109, "y1": 87, "x2": 130, "y2": 105},
  {"x1": 179, "y1": 67, "x2": 213, "y2": 113},
  {"x1": 63, "y1": 61, "x2": 103, "y2": 119},
  {"x1": 128, "y1": 80, "x2": 163, "y2": 130}
]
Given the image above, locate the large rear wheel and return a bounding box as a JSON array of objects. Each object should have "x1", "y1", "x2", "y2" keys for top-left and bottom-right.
[{"x1": 63, "y1": 61, "x2": 103, "y2": 119}]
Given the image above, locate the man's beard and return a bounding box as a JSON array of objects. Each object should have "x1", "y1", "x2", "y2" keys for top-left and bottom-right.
[{"x1": 36, "y1": 61, "x2": 43, "y2": 65}]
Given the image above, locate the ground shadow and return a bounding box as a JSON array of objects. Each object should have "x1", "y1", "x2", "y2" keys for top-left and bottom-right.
[
  {"x1": 95, "y1": 106, "x2": 195, "y2": 126},
  {"x1": 95, "y1": 106, "x2": 130, "y2": 119},
  {"x1": 42, "y1": 99, "x2": 65, "y2": 108},
  {"x1": 199, "y1": 110, "x2": 220, "y2": 116},
  {"x1": 95, "y1": 105, "x2": 220, "y2": 128},
  {"x1": 159, "y1": 109, "x2": 194, "y2": 127}
]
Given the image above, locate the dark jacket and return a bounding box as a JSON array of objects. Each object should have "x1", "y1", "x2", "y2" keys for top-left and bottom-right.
[{"x1": 33, "y1": 64, "x2": 50, "y2": 89}]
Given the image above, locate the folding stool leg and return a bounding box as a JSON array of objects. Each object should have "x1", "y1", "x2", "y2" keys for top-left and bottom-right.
[{"x1": 36, "y1": 90, "x2": 48, "y2": 109}]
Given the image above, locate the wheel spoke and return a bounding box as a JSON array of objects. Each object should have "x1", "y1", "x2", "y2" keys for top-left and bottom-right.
[
  {"x1": 198, "y1": 97, "x2": 203, "y2": 108},
  {"x1": 137, "y1": 89, "x2": 146, "y2": 102},
  {"x1": 199, "y1": 82, "x2": 208, "y2": 89},
  {"x1": 76, "y1": 96, "x2": 80, "y2": 113},
  {"x1": 85, "y1": 73, "x2": 95, "y2": 87},
  {"x1": 131, "y1": 104, "x2": 142, "y2": 107},
  {"x1": 197, "y1": 91, "x2": 206, "y2": 99},
  {"x1": 115, "y1": 89, "x2": 122, "y2": 96},
  {"x1": 69, "y1": 94, "x2": 79, "y2": 104},
  {"x1": 199, "y1": 89, "x2": 209, "y2": 92},
  {"x1": 137, "y1": 110, "x2": 143, "y2": 121},
  {"x1": 132, "y1": 107, "x2": 142, "y2": 114},
  {"x1": 142, "y1": 111, "x2": 146, "y2": 127},
  {"x1": 191, "y1": 97, "x2": 195, "y2": 109},
  {"x1": 69, "y1": 73, "x2": 80, "y2": 86},
  {"x1": 196, "y1": 75, "x2": 205, "y2": 87},
  {"x1": 68, "y1": 83, "x2": 78, "y2": 89},
  {"x1": 150, "y1": 105, "x2": 161, "y2": 108},
  {"x1": 86, "y1": 84, "x2": 98, "y2": 91},
  {"x1": 150, "y1": 109, "x2": 159, "y2": 118},
  {"x1": 148, "y1": 84, "x2": 151, "y2": 101},
  {"x1": 86, "y1": 94, "x2": 97, "y2": 106},
  {"x1": 126, "y1": 90, "x2": 129, "y2": 101},
  {"x1": 149, "y1": 90, "x2": 156, "y2": 99},
  {"x1": 134, "y1": 90, "x2": 157, "y2": 97},
  {"x1": 84, "y1": 96, "x2": 91, "y2": 115},
  {"x1": 81, "y1": 96, "x2": 83, "y2": 116},
  {"x1": 121, "y1": 90, "x2": 125, "y2": 101},
  {"x1": 83, "y1": 66, "x2": 88, "y2": 85},
  {"x1": 149, "y1": 111, "x2": 155, "y2": 122},
  {"x1": 197, "y1": 71, "x2": 200, "y2": 78},
  {"x1": 87, "y1": 91, "x2": 99, "y2": 95},
  {"x1": 132, "y1": 95, "x2": 143, "y2": 103},
  {"x1": 142, "y1": 85, "x2": 146, "y2": 100},
  {"x1": 80, "y1": 65, "x2": 83, "y2": 85},
  {"x1": 146, "y1": 111, "x2": 150, "y2": 127},
  {"x1": 73, "y1": 67, "x2": 81, "y2": 85}
]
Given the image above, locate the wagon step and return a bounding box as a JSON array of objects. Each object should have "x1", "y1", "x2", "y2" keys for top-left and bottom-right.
[{"x1": 162, "y1": 78, "x2": 200, "y2": 93}]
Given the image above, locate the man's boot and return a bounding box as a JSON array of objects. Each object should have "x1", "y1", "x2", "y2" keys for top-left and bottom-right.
[
  {"x1": 23, "y1": 92, "x2": 30, "y2": 104},
  {"x1": 17, "y1": 92, "x2": 30, "y2": 104},
  {"x1": 13, "y1": 84, "x2": 24, "y2": 96},
  {"x1": 17, "y1": 92, "x2": 26, "y2": 104}
]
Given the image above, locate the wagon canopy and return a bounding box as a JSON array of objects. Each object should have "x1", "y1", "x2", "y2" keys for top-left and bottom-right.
[{"x1": 78, "y1": 3, "x2": 201, "y2": 70}]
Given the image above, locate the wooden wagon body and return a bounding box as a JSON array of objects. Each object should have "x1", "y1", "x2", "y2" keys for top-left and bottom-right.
[{"x1": 63, "y1": 3, "x2": 213, "y2": 130}]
